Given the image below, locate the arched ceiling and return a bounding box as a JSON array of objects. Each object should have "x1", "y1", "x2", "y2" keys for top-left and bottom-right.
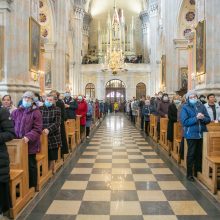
[{"x1": 85, "y1": 0, "x2": 144, "y2": 17}]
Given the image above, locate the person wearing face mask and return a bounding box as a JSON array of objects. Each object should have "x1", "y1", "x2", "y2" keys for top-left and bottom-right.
[
  {"x1": 33, "y1": 93, "x2": 43, "y2": 107},
  {"x1": 167, "y1": 95, "x2": 181, "y2": 152},
  {"x1": 142, "y1": 99, "x2": 156, "y2": 135},
  {"x1": 180, "y1": 90, "x2": 210, "y2": 182},
  {"x1": 75, "y1": 95, "x2": 88, "y2": 141},
  {"x1": 63, "y1": 91, "x2": 78, "y2": 119},
  {"x1": 199, "y1": 95, "x2": 207, "y2": 105},
  {"x1": 50, "y1": 90, "x2": 69, "y2": 156},
  {"x1": 40, "y1": 94, "x2": 62, "y2": 174},
  {"x1": 12, "y1": 91, "x2": 43, "y2": 188},
  {"x1": 1, "y1": 95, "x2": 17, "y2": 114}
]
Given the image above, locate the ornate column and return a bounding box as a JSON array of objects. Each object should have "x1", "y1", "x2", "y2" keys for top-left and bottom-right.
[
  {"x1": 139, "y1": 10, "x2": 150, "y2": 63},
  {"x1": 148, "y1": 0, "x2": 160, "y2": 95},
  {"x1": 72, "y1": 5, "x2": 84, "y2": 95}
]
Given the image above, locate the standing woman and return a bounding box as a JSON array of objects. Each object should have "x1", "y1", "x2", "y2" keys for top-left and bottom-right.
[
  {"x1": 167, "y1": 95, "x2": 181, "y2": 152},
  {"x1": 12, "y1": 91, "x2": 42, "y2": 188},
  {"x1": 0, "y1": 108, "x2": 15, "y2": 218},
  {"x1": 1, "y1": 95, "x2": 17, "y2": 114},
  {"x1": 40, "y1": 94, "x2": 62, "y2": 174},
  {"x1": 75, "y1": 95, "x2": 88, "y2": 141},
  {"x1": 86, "y1": 100, "x2": 93, "y2": 139}
]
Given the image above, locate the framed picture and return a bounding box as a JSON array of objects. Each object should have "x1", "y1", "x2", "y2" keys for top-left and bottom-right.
[
  {"x1": 29, "y1": 17, "x2": 41, "y2": 73},
  {"x1": 45, "y1": 59, "x2": 52, "y2": 89},
  {"x1": 180, "y1": 67, "x2": 188, "y2": 90},
  {"x1": 161, "y1": 55, "x2": 166, "y2": 86},
  {"x1": 0, "y1": 26, "x2": 4, "y2": 81},
  {"x1": 195, "y1": 20, "x2": 206, "y2": 76}
]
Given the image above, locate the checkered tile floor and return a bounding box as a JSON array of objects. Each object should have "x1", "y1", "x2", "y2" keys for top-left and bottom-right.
[{"x1": 41, "y1": 114, "x2": 220, "y2": 220}]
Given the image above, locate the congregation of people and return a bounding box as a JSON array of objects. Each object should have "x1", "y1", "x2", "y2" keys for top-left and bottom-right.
[
  {"x1": 125, "y1": 91, "x2": 220, "y2": 182},
  {"x1": 0, "y1": 90, "x2": 108, "y2": 219}
]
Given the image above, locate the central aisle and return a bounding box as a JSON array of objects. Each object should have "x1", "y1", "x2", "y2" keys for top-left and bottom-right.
[{"x1": 28, "y1": 114, "x2": 220, "y2": 220}]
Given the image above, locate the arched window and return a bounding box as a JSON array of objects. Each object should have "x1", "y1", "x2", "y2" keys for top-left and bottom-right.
[
  {"x1": 106, "y1": 79, "x2": 125, "y2": 88},
  {"x1": 136, "y1": 82, "x2": 146, "y2": 99},
  {"x1": 85, "y1": 83, "x2": 95, "y2": 98}
]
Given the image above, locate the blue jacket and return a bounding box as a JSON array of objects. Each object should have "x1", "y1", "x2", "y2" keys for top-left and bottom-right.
[
  {"x1": 142, "y1": 105, "x2": 156, "y2": 122},
  {"x1": 180, "y1": 101, "x2": 210, "y2": 139},
  {"x1": 86, "y1": 102, "x2": 93, "y2": 127}
]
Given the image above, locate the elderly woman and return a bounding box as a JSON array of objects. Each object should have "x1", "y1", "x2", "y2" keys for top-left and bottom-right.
[
  {"x1": 40, "y1": 94, "x2": 62, "y2": 174},
  {"x1": 0, "y1": 108, "x2": 15, "y2": 218},
  {"x1": 1, "y1": 95, "x2": 17, "y2": 114},
  {"x1": 12, "y1": 91, "x2": 42, "y2": 188}
]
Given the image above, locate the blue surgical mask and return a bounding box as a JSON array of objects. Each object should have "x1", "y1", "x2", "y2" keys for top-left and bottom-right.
[
  {"x1": 22, "y1": 100, "x2": 32, "y2": 108},
  {"x1": 189, "y1": 99, "x2": 197, "y2": 105},
  {"x1": 44, "y1": 100, "x2": 53, "y2": 108},
  {"x1": 174, "y1": 100, "x2": 181, "y2": 105},
  {"x1": 33, "y1": 97, "x2": 39, "y2": 102},
  {"x1": 65, "y1": 93, "x2": 71, "y2": 98},
  {"x1": 78, "y1": 96, "x2": 82, "y2": 101}
]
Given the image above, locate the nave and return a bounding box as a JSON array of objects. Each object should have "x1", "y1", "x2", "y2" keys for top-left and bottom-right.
[{"x1": 21, "y1": 114, "x2": 220, "y2": 220}]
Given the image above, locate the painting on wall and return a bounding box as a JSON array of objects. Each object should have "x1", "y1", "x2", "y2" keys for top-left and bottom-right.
[
  {"x1": 45, "y1": 60, "x2": 52, "y2": 88},
  {"x1": 161, "y1": 55, "x2": 166, "y2": 86},
  {"x1": 29, "y1": 17, "x2": 41, "y2": 73},
  {"x1": 65, "y1": 54, "x2": 70, "y2": 85},
  {"x1": 180, "y1": 67, "x2": 188, "y2": 90},
  {"x1": 196, "y1": 20, "x2": 206, "y2": 76},
  {"x1": 0, "y1": 26, "x2": 4, "y2": 81}
]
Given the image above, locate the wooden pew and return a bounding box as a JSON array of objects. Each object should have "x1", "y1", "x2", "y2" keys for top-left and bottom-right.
[
  {"x1": 65, "y1": 119, "x2": 76, "y2": 152},
  {"x1": 159, "y1": 118, "x2": 169, "y2": 151},
  {"x1": 75, "y1": 115, "x2": 81, "y2": 145},
  {"x1": 198, "y1": 132, "x2": 220, "y2": 194},
  {"x1": 150, "y1": 114, "x2": 158, "y2": 142},
  {"x1": 54, "y1": 147, "x2": 63, "y2": 173},
  {"x1": 7, "y1": 139, "x2": 35, "y2": 218},
  {"x1": 207, "y1": 122, "x2": 220, "y2": 131},
  {"x1": 36, "y1": 134, "x2": 52, "y2": 191},
  {"x1": 171, "y1": 122, "x2": 182, "y2": 163}
]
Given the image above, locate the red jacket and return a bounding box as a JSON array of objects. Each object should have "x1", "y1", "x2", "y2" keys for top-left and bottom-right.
[{"x1": 75, "y1": 99, "x2": 88, "y2": 126}]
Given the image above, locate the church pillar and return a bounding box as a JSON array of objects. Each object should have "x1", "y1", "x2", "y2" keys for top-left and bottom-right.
[
  {"x1": 148, "y1": 0, "x2": 160, "y2": 95},
  {"x1": 0, "y1": 0, "x2": 40, "y2": 103},
  {"x1": 72, "y1": 6, "x2": 84, "y2": 95},
  {"x1": 139, "y1": 11, "x2": 150, "y2": 63},
  {"x1": 195, "y1": 0, "x2": 220, "y2": 96}
]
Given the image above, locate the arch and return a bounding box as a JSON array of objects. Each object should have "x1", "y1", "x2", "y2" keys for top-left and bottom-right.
[
  {"x1": 85, "y1": 83, "x2": 95, "y2": 98},
  {"x1": 106, "y1": 79, "x2": 126, "y2": 88},
  {"x1": 177, "y1": 0, "x2": 196, "y2": 38},
  {"x1": 136, "y1": 82, "x2": 146, "y2": 99}
]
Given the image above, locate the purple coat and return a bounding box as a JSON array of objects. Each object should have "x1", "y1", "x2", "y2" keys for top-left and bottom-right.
[{"x1": 11, "y1": 106, "x2": 43, "y2": 154}]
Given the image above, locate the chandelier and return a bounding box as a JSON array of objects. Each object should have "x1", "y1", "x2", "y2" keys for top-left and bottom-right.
[{"x1": 102, "y1": 0, "x2": 127, "y2": 75}]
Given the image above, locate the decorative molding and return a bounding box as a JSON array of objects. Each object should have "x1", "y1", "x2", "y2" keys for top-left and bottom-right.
[
  {"x1": 73, "y1": 6, "x2": 84, "y2": 20},
  {"x1": 0, "y1": 0, "x2": 13, "y2": 11},
  {"x1": 148, "y1": 0, "x2": 159, "y2": 17},
  {"x1": 173, "y1": 39, "x2": 188, "y2": 49}
]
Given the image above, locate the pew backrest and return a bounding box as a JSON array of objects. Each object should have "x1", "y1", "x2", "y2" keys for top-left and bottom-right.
[
  {"x1": 207, "y1": 122, "x2": 220, "y2": 132},
  {"x1": 160, "y1": 118, "x2": 168, "y2": 131},
  {"x1": 173, "y1": 122, "x2": 182, "y2": 140},
  {"x1": 204, "y1": 132, "x2": 220, "y2": 157}
]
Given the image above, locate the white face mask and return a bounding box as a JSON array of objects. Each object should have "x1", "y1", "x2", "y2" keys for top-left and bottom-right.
[{"x1": 163, "y1": 96, "x2": 169, "y2": 101}]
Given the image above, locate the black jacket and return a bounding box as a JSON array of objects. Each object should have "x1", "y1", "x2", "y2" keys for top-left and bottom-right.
[
  {"x1": 64, "y1": 97, "x2": 78, "y2": 119},
  {"x1": 167, "y1": 103, "x2": 177, "y2": 141},
  {"x1": 0, "y1": 108, "x2": 15, "y2": 182}
]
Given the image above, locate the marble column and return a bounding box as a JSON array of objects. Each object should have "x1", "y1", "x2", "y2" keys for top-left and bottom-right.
[
  {"x1": 195, "y1": 0, "x2": 220, "y2": 96},
  {"x1": 72, "y1": 6, "x2": 84, "y2": 95},
  {"x1": 0, "y1": 0, "x2": 40, "y2": 103},
  {"x1": 148, "y1": 0, "x2": 160, "y2": 95},
  {"x1": 139, "y1": 10, "x2": 150, "y2": 63}
]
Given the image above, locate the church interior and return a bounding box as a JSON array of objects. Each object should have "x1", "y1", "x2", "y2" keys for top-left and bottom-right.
[{"x1": 0, "y1": 0, "x2": 220, "y2": 219}]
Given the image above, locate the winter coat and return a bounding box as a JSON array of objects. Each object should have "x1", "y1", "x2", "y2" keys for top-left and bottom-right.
[
  {"x1": 86, "y1": 103, "x2": 93, "y2": 127},
  {"x1": 204, "y1": 103, "x2": 220, "y2": 122},
  {"x1": 131, "y1": 101, "x2": 139, "y2": 116},
  {"x1": 55, "y1": 99, "x2": 68, "y2": 154},
  {"x1": 0, "y1": 108, "x2": 15, "y2": 182},
  {"x1": 64, "y1": 97, "x2": 78, "y2": 119},
  {"x1": 99, "y1": 102, "x2": 105, "y2": 113},
  {"x1": 180, "y1": 100, "x2": 211, "y2": 139},
  {"x1": 167, "y1": 103, "x2": 178, "y2": 141},
  {"x1": 11, "y1": 106, "x2": 42, "y2": 155},
  {"x1": 75, "y1": 99, "x2": 88, "y2": 126},
  {"x1": 95, "y1": 101, "x2": 100, "y2": 118},
  {"x1": 139, "y1": 100, "x2": 145, "y2": 116},
  {"x1": 157, "y1": 101, "x2": 170, "y2": 118},
  {"x1": 40, "y1": 105, "x2": 62, "y2": 150},
  {"x1": 142, "y1": 105, "x2": 156, "y2": 122}
]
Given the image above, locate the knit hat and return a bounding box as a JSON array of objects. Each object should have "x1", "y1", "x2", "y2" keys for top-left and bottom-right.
[
  {"x1": 22, "y1": 91, "x2": 34, "y2": 99},
  {"x1": 186, "y1": 90, "x2": 198, "y2": 99}
]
